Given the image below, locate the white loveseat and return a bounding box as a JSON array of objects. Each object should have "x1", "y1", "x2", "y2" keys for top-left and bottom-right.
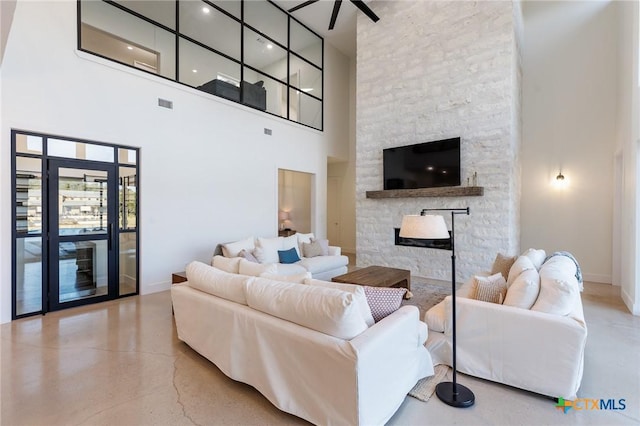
[
  {"x1": 214, "y1": 234, "x2": 348, "y2": 280},
  {"x1": 425, "y1": 251, "x2": 587, "y2": 399},
  {"x1": 172, "y1": 261, "x2": 433, "y2": 425}
]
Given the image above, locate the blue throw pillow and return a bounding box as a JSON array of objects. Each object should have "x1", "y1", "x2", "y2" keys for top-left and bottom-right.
[{"x1": 278, "y1": 247, "x2": 300, "y2": 264}]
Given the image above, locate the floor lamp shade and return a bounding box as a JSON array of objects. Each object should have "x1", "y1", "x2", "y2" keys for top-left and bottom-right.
[{"x1": 399, "y1": 215, "x2": 449, "y2": 239}]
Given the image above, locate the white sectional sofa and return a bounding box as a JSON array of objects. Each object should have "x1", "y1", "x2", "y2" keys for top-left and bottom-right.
[
  {"x1": 213, "y1": 233, "x2": 348, "y2": 281},
  {"x1": 172, "y1": 261, "x2": 433, "y2": 426},
  {"x1": 425, "y1": 250, "x2": 587, "y2": 399}
]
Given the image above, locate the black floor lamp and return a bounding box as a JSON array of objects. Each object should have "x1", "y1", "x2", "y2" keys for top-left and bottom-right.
[{"x1": 399, "y1": 207, "x2": 474, "y2": 408}]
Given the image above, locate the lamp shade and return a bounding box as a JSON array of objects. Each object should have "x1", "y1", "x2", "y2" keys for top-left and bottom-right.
[
  {"x1": 278, "y1": 211, "x2": 290, "y2": 221},
  {"x1": 399, "y1": 214, "x2": 449, "y2": 239}
]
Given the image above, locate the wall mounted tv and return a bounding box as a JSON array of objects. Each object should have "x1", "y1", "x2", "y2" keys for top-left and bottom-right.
[{"x1": 383, "y1": 137, "x2": 461, "y2": 190}]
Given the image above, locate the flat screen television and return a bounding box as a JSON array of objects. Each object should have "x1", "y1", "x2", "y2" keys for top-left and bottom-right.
[{"x1": 383, "y1": 137, "x2": 461, "y2": 190}]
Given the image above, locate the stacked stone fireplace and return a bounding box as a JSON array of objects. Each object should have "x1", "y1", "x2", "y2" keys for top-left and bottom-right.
[{"x1": 355, "y1": 1, "x2": 523, "y2": 282}]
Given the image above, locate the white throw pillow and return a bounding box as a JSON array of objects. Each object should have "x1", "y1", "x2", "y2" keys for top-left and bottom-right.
[
  {"x1": 185, "y1": 261, "x2": 251, "y2": 305},
  {"x1": 304, "y1": 278, "x2": 375, "y2": 327},
  {"x1": 522, "y1": 248, "x2": 546, "y2": 270},
  {"x1": 246, "y1": 277, "x2": 368, "y2": 340},
  {"x1": 221, "y1": 237, "x2": 255, "y2": 258},
  {"x1": 281, "y1": 234, "x2": 301, "y2": 258},
  {"x1": 503, "y1": 268, "x2": 540, "y2": 309},
  {"x1": 256, "y1": 236, "x2": 283, "y2": 264},
  {"x1": 260, "y1": 271, "x2": 312, "y2": 283},
  {"x1": 531, "y1": 258, "x2": 580, "y2": 316},
  {"x1": 212, "y1": 255, "x2": 241, "y2": 273},
  {"x1": 424, "y1": 299, "x2": 446, "y2": 332},
  {"x1": 507, "y1": 255, "x2": 536, "y2": 287},
  {"x1": 296, "y1": 232, "x2": 315, "y2": 254},
  {"x1": 238, "y1": 258, "x2": 278, "y2": 276}
]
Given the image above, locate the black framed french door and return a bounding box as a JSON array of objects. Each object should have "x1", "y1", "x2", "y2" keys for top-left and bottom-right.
[{"x1": 47, "y1": 159, "x2": 118, "y2": 311}]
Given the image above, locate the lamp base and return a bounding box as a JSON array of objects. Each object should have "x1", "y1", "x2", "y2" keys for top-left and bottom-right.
[{"x1": 435, "y1": 381, "x2": 475, "y2": 408}]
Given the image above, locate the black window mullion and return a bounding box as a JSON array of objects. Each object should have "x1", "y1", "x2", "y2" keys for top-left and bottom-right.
[
  {"x1": 175, "y1": 0, "x2": 180, "y2": 82},
  {"x1": 240, "y1": 0, "x2": 244, "y2": 102},
  {"x1": 287, "y1": 15, "x2": 290, "y2": 120},
  {"x1": 103, "y1": 0, "x2": 176, "y2": 34},
  {"x1": 179, "y1": 34, "x2": 241, "y2": 66},
  {"x1": 289, "y1": 50, "x2": 322, "y2": 72}
]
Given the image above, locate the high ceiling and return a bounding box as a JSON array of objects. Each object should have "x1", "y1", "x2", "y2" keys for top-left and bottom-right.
[{"x1": 272, "y1": 0, "x2": 362, "y2": 58}]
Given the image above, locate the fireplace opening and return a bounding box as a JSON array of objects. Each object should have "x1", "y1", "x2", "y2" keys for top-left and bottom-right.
[{"x1": 394, "y1": 228, "x2": 452, "y2": 250}]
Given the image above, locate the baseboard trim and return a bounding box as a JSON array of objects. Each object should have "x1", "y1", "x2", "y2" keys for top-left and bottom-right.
[
  {"x1": 582, "y1": 273, "x2": 611, "y2": 284},
  {"x1": 621, "y1": 287, "x2": 640, "y2": 316},
  {"x1": 141, "y1": 281, "x2": 171, "y2": 295}
]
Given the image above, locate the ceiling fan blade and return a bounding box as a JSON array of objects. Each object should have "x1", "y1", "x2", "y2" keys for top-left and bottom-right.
[
  {"x1": 288, "y1": 0, "x2": 320, "y2": 13},
  {"x1": 328, "y1": 0, "x2": 343, "y2": 30},
  {"x1": 350, "y1": 0, "x2": 380, "y2": 23}
]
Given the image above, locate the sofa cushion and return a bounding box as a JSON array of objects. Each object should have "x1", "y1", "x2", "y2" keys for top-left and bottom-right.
[
  {"x1": 531, "y1": 256, "x2": 580, "y2": 316},
  {"x1": 424, "y1": 299, "x2": 446, "y2": 332},
  {"x1": 305, "y1": 278, "x2": 375, "y2": 327},
  {"x1": 297, "y1": 255, "x2": 348, "y2": 274},
  {"x1": 256, "y1": 237, "x2": 282, "y2": 264},
  {"x1": 503, "y1": 268, "x2": 540, "y2": 309},
  {"x1": 222, "y1": 237, "x2": 255, "y2": 258},
  {"x1": 490, "y1": 253, "x2": 516, "y2": 280},
  {"x1": 239, "y1": 258, "x2": 278, "y2": 276},
  {"x1": 281, "y1": 234, "x2": 302, "y2": 258},
  {"x1": 212, "y1": 255, "x2": 241, "y2": 273},
  {"x1": 260, "y1": 271, "x2": 311, "y2": 283},
  {"x1": 278, "y1": 247, "x2": 301, "y2": 264},
  {"x1": 507, "y1": 255, "x2": 536, "y2": 287},
  {"x1": 471, "y1": 273, "x2": 507, "y2": 304},
  {"x1": 274, "y1": 263, "x2": 308, "y2": 276},
  {"x1": 523, "y1": 248, "x2": 546, "y2": 270},
  {"x1": 363, "y1": 286, "x2": 407, "y2": 322},
  {"x1": 186, "y1": 261, "x2": 251, "y2": 305},
  {"x1": 245, "y1": 277, "x2": 368, "y2": 340}
]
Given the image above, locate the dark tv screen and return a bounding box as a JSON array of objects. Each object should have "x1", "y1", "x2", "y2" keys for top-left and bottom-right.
[{"x1": 383, "y1": 137, "x2": 461, "y2": 190}]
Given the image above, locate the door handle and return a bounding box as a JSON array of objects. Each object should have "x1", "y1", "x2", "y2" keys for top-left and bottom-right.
[{"x1": 108, "y1": 223, "x2": 113, "y2": 251}]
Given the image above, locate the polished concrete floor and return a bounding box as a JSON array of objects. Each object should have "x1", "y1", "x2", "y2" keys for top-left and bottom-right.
[{"x1": 2, "y1": 281, "x2": 639, "y2": 425}]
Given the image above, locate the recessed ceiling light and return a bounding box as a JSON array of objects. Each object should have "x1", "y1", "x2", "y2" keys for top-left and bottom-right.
[
  {"x1": 301, "y1": 88, "x2": 314, "y2": 92},
  {"x1": 266, "y1": 43, "x2": 274, "y2": 49},
  {"x1": 192, "y1": 69, "x2": 198, "y2": 73},
  {"x1": 426, "y1": 166, "x2": 434, "y2": 171},
  {"x1": 202, "y1": 7, "x2": 210, "y2": 14},
  {"x1": 127, "y1": 46, "x2": 133, "y2": 50}
]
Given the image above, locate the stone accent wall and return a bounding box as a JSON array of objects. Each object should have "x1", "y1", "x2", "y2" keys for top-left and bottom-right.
[{"x1": 356, "y1": 1, "x2": 522, "y2": 281}]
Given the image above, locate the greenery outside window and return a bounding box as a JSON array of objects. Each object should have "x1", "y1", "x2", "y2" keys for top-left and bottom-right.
[{"x1": 78, "y1": 0, "x2": 324, "y2": 131}]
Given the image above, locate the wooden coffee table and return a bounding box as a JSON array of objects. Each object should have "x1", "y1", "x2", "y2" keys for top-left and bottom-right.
[{"x1": 332, "y1": 266, "x2": 412, "y2": 299}]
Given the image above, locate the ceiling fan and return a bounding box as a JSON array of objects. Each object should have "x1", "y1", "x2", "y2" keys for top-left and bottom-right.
[{"x1": 288, "y1": 0, "x2": 380, "y2": 31}]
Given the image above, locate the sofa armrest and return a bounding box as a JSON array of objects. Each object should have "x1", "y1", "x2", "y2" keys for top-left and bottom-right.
[
  {"x1": 328, "y1": 246, "x2": 341, "y2": 256},
  {"x1": 444, "y1": 296, "x2": 587, "y2": 398},
  {"x1": 349, "y1": 306, "x2": 433, "y2": 425}
]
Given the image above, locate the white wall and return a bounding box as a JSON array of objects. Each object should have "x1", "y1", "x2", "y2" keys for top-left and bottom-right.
[
  {"x1": 521, "y1": 1, "x2": 618, "y2": 283},
  {"x1": 0, "y1": 0, "x2": 350, "y2": 323},
  {"x1": 615, "y1": 0, "x2": 640, "y2": 314}
]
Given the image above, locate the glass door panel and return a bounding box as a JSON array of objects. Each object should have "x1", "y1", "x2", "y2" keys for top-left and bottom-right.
[{"x1": 49, "y1": 161, "x2": 116, "y2": 311}]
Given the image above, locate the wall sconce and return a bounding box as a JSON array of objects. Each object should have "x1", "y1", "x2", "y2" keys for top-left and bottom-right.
[{"x1": 553, "y1": 171, "x2": 568, "y2": 189}]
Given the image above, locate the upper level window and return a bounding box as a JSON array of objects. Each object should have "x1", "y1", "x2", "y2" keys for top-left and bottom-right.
[{"x1": 78, "y1": 0, "x2": 323, "y2": 131}]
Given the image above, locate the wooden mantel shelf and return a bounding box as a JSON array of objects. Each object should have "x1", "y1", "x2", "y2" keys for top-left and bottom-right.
[{"x1": 366, "y1": 186, "x2": 484, "y2": 199}]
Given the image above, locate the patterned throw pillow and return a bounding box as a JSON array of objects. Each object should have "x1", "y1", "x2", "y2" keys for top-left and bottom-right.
[
  {"x1": 238, "y1": 249, "x2": 259, "y2": 263},
  {"x1": 471, "y1": 273, "x2": 507, "y2": 304},
  {"x1": 363, "y1": 286, "x2": 407, "y2": 322}
]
